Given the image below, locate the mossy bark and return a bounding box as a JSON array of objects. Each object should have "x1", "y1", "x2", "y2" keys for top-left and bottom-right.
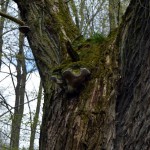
[
  {"x1": 12, "y1": 0, "x2": 150, "y2": 150},
  {"x1": 39, "y1": 36, "x2": 119, "y2": 150},
  {"x1": 13, "y1": 1, "x2": 118, "y2": 149}
]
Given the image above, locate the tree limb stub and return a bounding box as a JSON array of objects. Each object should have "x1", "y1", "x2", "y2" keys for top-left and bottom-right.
[
  {"x1": 0, "y1": 11, "x2": 24, "y2": 26},
  {"x1": 66, "y1": 41, "x2": 80, "y2": 62}
]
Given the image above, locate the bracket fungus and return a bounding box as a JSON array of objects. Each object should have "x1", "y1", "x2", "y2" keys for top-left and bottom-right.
[
  {"x1": 62, "y1": 67, "x2": 91, "y2": 93},
  {"x1": 19, "y1": 26, "x2": 30, "y2": 34}
]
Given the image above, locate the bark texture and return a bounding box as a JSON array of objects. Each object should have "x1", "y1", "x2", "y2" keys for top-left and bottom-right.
[
  {"x1": 39, "y1": 36, "x2": 119, "y2": 150},
  {"x1": 12, "y1": 0, "x2": 150, "y2": 150},
  {"x1": 13, "y1": 0, "x2": 116, "y2": 149},
  {"x1": 115, "y1": 0, "x2": 150, "y2": 149}
]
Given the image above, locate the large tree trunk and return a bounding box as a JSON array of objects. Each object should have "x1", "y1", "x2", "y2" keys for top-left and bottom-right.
[
  {"x1": 115, "y1": 0, "x2": 150, "y2": 149},
  {"x1": 13, "y1": 1, "x2": 118, "y2": 149},
  {"x1": 12, "y1": 0, "x2": 150, "y2": 149}
]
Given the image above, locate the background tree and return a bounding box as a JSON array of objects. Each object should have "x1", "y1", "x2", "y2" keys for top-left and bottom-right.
[
  {"x1": 10, "y1": 32, "x2": 26, "y2": 149},
  {"x1": 0, "y1": 0, "x2": 9, "y2": 69},
  {"x1": 69, "y1": 0, "x2": 108, "y2": 36},
  {"x1": 69, "y1": 0, "x2": 130, "y2": 36},
  {"x1": 0, "y1": 1, "x2": 42, "y2": 149},
  {"x1": 108, "y1": 0, "x2": 130, "y2": 32}
]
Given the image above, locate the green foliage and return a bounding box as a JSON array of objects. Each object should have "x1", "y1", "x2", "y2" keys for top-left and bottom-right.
[{"x1": 90, "y1": 32, "x2": 106, "y2": 43}]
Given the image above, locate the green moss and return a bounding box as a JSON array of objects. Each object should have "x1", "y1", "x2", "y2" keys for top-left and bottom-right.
[
  {"x1": 50, "y1": 29, "x2": 119, "y2": 112},
  {"x1": 77, "y1": 30, "x2": 119, "y2": 103},
  {"x1": 89, "y1": 32, "x2": 106, "y2": 43},
  {"x1": 52, "y1": 29, "x2": 118, "y2": 73}
]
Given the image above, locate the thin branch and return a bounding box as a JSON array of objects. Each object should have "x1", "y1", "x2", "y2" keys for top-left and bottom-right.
[
  {"x1": 0, "y1": 73, "x2": 10, "y2": 83},
  {"x1": 8, "y1": 63, "x2": 16, "y2": 91},
  {"x1": 0, "y1": 10, "x2": 24, "y2": 25},
  {"x1": 25, "y1": 92, "x2": 32, "y2": 124},
  {"x1": 0, "y1": 120, "x2": 40, "y2": 133},
  {"x1": 0, "y1": 130, "x2": 12, "y2": 141},
  {"x1": 0, "y1": 28, "x2": 18, "y2": 36},
  {"x1": 65, "y1": 41, "x2": 80, "y2": 62},
  {"x1": 0, "y1": 93, "x2": 13, "y2": 118},
  {"x1": 0, "y1": 97, "x2": 37, "y2": 118}
]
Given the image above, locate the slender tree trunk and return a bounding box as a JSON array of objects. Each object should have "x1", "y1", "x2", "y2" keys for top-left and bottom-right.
[
  {"x1": 10, "y1": 33, "x2": 27, "y2": 149},
  {"x1": 0, "y1": 0, "x2": 9, "y2": 70},
  {"x1": 69, "y1": 0, "x2": 80, "y2": 29},
  {"x1": 79, "y1": 0, "x2": 86, "y2": 33},
  {"x1": 83, "y1": 0, "x2": 105, "y2": 36},
  {"x1": 108, "y1": 0, "x2": 120, "y2": 32},
  {"x1": 29, "y1": 81, "x2": 42, "y2": 150}
]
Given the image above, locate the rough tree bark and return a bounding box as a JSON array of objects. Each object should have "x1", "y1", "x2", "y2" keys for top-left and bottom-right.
[
  {"x1": 115, "y1": 0, "x2": 150, "y2": 149},
  {"x1": 12, "y1": 0, "x2": 118, "y2": 149},
  {"x1": 29, "y1": 80, "x2": 42, "y2": 150},
  {"x1": 1, "y1": 0, "x2": 149, "y2": 149}
]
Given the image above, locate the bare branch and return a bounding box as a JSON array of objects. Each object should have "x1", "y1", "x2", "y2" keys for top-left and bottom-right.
[
  {"x1": 0, "y1": 93, "x2": 13, "y2": 118},
  {"x1": 0, "y1": 97, "x2": 37, "y2": 118},
  {"x1": 0, "y1": 10, "x2": 24, "y2": 25}
]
